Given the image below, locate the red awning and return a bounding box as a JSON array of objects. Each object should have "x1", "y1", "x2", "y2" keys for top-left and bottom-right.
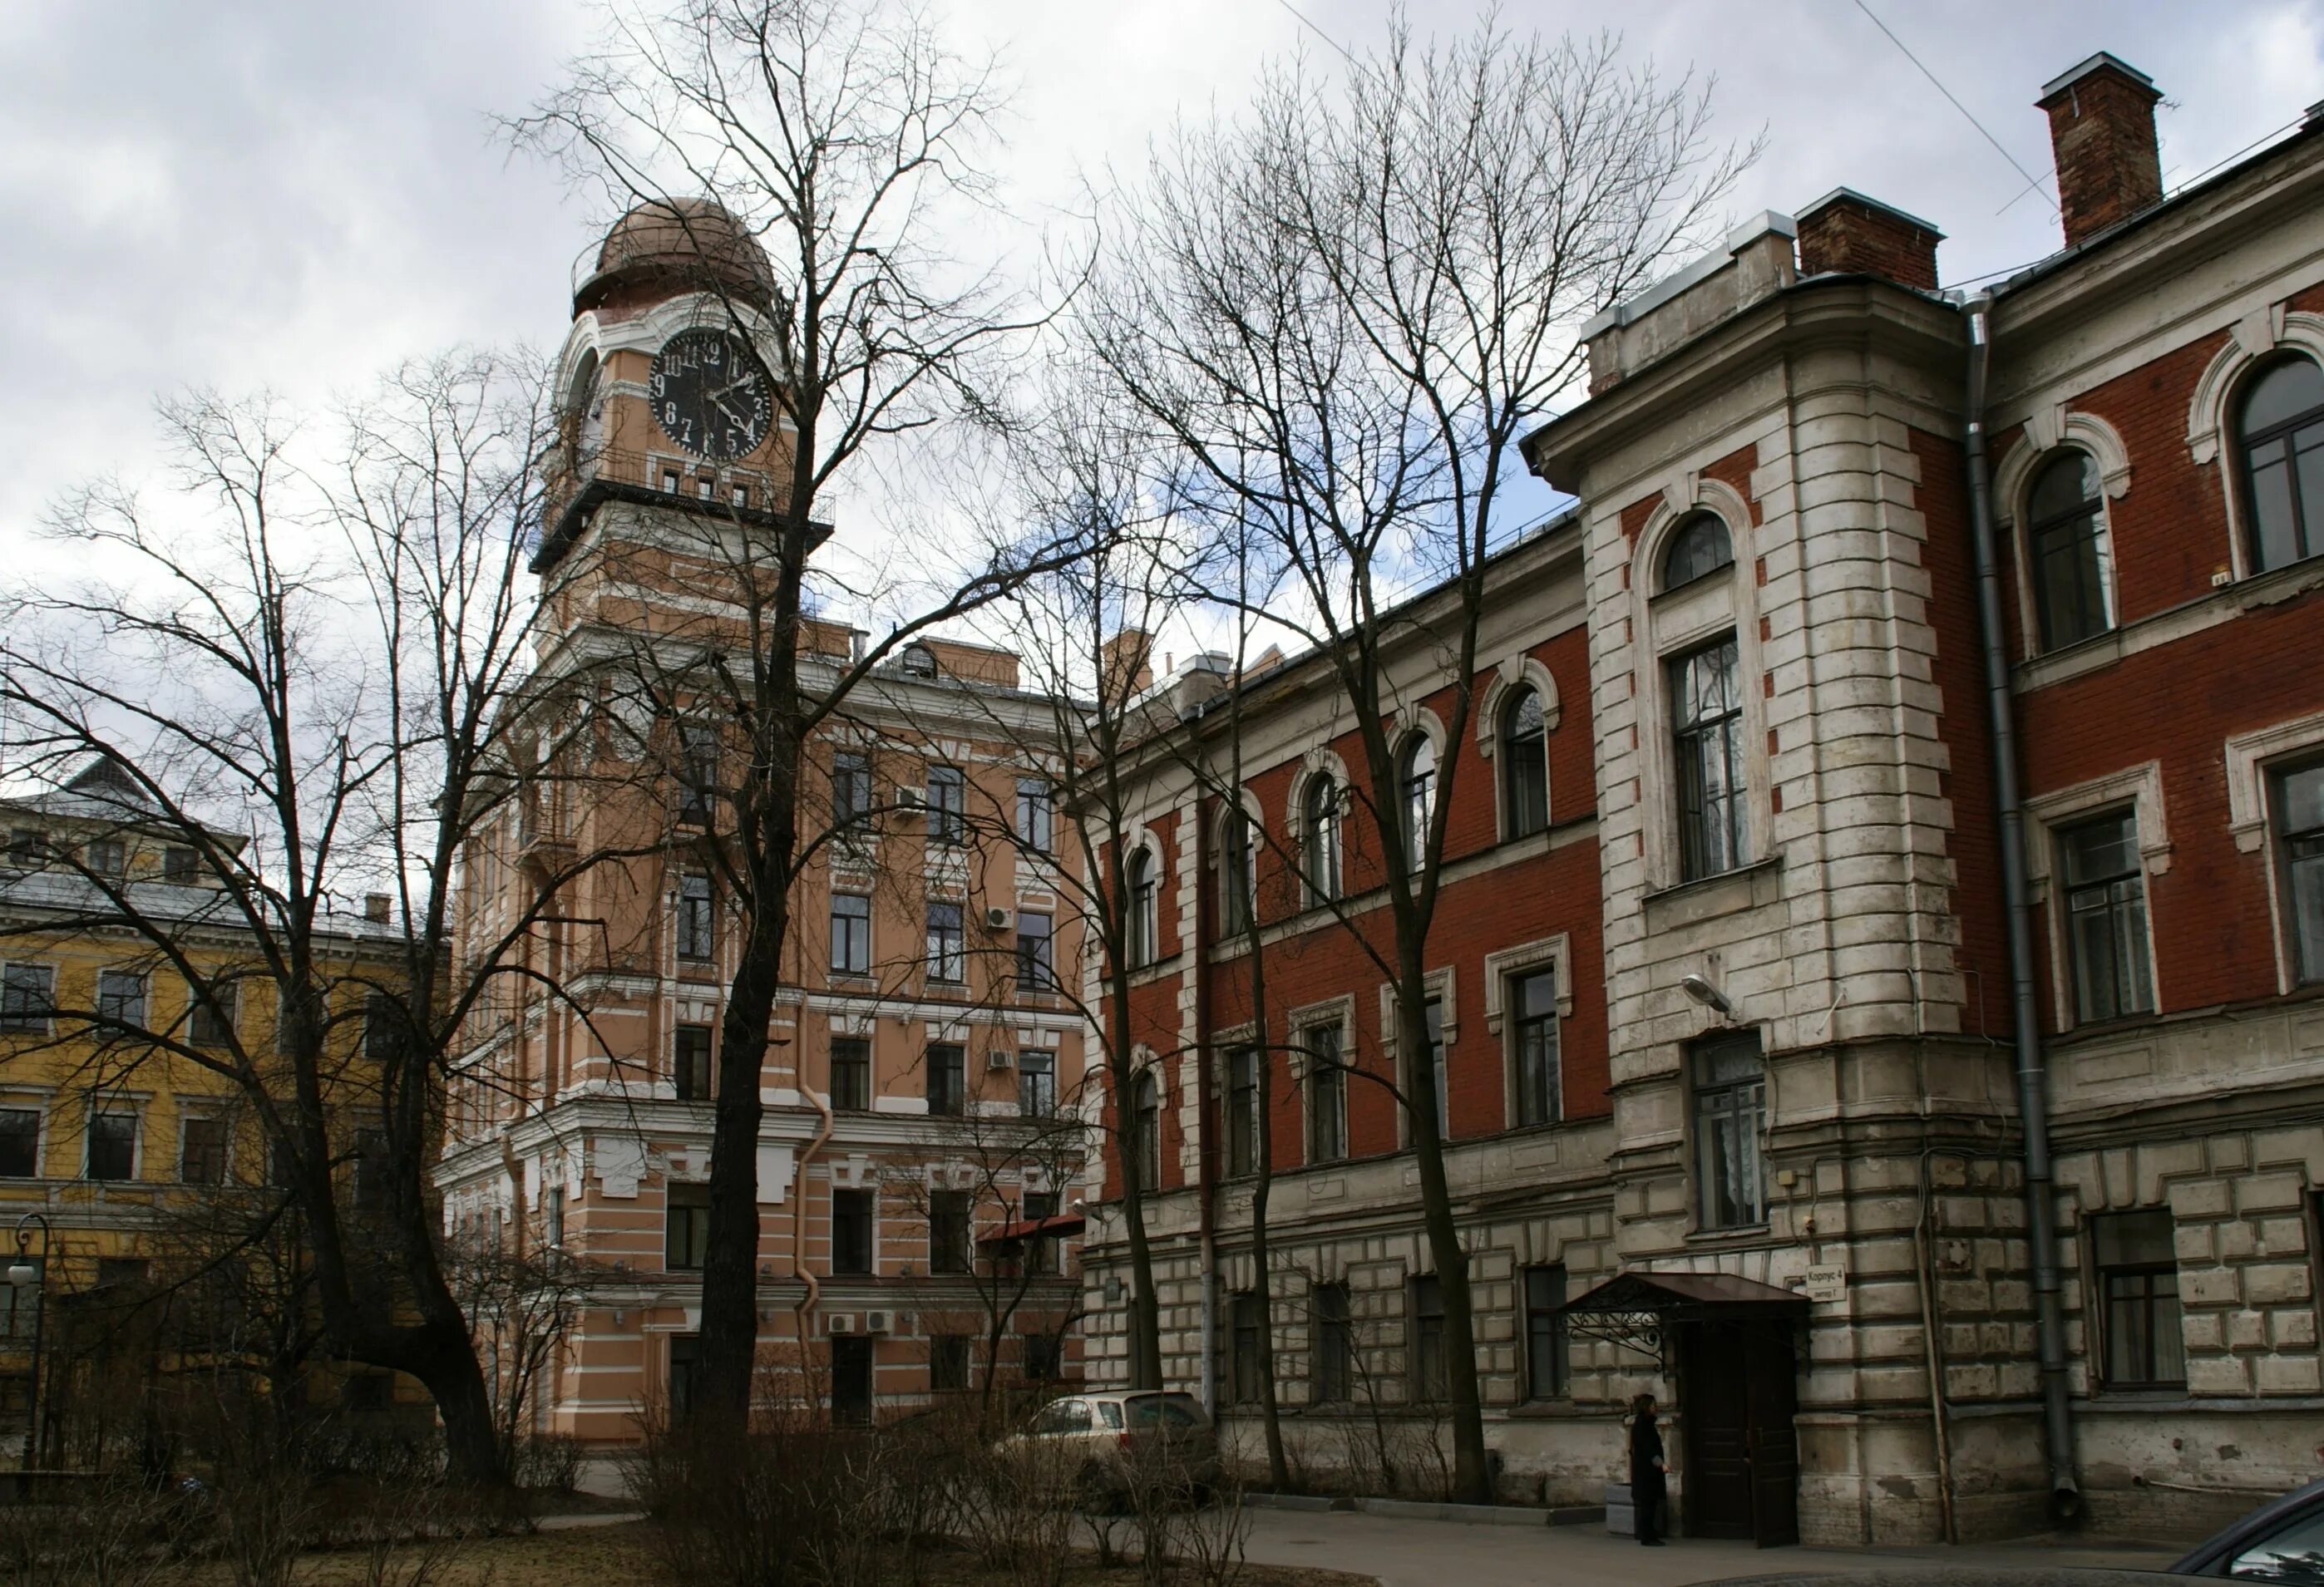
[{"x1": 978, "y1": 1213, "x2": 1087, "y2": 1245}]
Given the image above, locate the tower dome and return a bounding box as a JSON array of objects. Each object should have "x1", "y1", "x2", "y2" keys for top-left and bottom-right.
[{"x1": 572, "y1": 198, "x2": 775, "y2": 318}]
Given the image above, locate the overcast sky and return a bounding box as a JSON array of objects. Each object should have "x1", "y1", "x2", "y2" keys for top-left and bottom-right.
[{"x1": 3, "y1": 0, "x2": 2320, "y2": 554}]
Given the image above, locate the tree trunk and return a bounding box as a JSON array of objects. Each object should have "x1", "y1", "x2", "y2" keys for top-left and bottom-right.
[
  {"x1": 1399, "y1": 976, "x2": 1489, "y2": 1503},
  {"x1": 694, "y1": 902, "x2": 783, "y2": 1437},
  {"x1": 1245, "y1": 942, "x2": 1289, "y2": 1491}
]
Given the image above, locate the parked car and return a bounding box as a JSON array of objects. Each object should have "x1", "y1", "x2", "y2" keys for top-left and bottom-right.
[
  {"x1": 1002, "y1": 1390, "x2": 1223, "y2": 1510},
  {"x1": 2171, "y1": 1476, "x2": 2324, "y2": 1580}
]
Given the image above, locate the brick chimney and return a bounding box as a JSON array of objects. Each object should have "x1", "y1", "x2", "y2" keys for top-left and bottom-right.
[
  {"x1": 2038, "y1": 52, "x2": 2164, "y2": 247},
  {"x1": 363, "y1": 893, "x2": 392, "y2": 924},
  {"x1": 1795, "y1": 189, "x2": 1943, "y2": 290},
  {"x1": 1099, "y1": 629, "x2": 1153, "y2": 707}
]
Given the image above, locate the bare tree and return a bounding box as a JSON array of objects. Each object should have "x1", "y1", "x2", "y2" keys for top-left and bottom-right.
[
  {"x1": 1083, "y1": 20, "x2": 1749, "y2": 1500},
  {"x1": 0, "y1": 353, "x2": 605, "y2": 1481},
  {"x1": 507, "y1": 0, "x2": 1087, "y2": 1433}
]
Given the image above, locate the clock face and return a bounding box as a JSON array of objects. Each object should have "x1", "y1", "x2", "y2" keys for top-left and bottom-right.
[{"x1": 649, "y1": 328, "x2": 774, "y2": 461}]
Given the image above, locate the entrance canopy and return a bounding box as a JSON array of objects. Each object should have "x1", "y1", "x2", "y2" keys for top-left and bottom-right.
[{"x1": 1556, "y1": 1269, "x2": 1808, "y2": 1365}]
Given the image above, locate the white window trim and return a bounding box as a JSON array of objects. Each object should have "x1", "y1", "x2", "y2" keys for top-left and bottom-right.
[
  {"x1": 0, "y1": 961, "x2": 55, "y2": 1037},
  {"x1": 1629, "y1": 481, "x2": 1768, "y2": 893},
  {"x1": 2224, "y1": 710, "x2": 2324, "y2": 993},
  {"x1": 84, "y1": 1098, "x2": 141, "y2": 1181},
  {"x1": 1477, "y1": 657, "x2": 1561, "y2": 840},
  {"x1": 2185, "y1": 308, "x2": 2324, "y2": 581},
  {"x1": 2023, "y1": 762, "x2": 2169, "y2": 1029},
  {"x1": 1285, "y1": 996, "x2": 1353, "y2": 1165},
  {"x1": 1484, "y1": 935, "x2": 1572, "y2": 1130},
  {"x1": 0, "y1": 1093, "x2": 48, "y2": 1182},
  {"x1": 1380, "y1": 968, "x2": 1458, "y2": 1149},
  {"x1": 1286, "y1": 752, "x2": 1350, "y2": 909},
  {"x1": 176, "y1": 1106, "x2": 230, "y2": 1185},
  {"x1": 1991, "y1": 412, "x2": 2132, "y2": 658}
]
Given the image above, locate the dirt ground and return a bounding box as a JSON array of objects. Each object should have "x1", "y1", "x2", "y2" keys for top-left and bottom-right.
[{"x1": 278, "y1": 1520, "x2": 1374, "y2": 1586}]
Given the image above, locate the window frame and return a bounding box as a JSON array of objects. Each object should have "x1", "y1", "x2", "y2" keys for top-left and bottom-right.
[
  {"x1": 1125, "y1": 849, "x2": 1159, "y2": 968},
  {"x1": 830, "y1": 1037, "x2": 871, "y2": 1111},
  {"x1": 930, "y1": 1333, "x2": 971, "y2": 1392},
  {"x1": 1669, "y1": 634, "x2": 1748, "y2": 882},
  {"x1": 0, "y1": 1107, "x2": 39, "y2": 1180},
  {"x1": 1523, "y1": 1264, "x2": 1570, "y2": 1401},
  {"x1": 1218, "y1": 803, "x2": 1257, "y2": 935},
  {"x1": 1303, "y1": 1024, "x2": 1347, "y2": 1166},
  {"x1": 180, "y1": 1113, "x2": 229, "y2": 1185},
  {"x1": 1129, "y1": 1070, "x2": 1162, "y2": 1190},
  {"x1": 928, "y1": 1189, "x2": 972, "y2": 1275},
  {"x1": 2091, "y1": 1209, "x2": 2186, "y2": 1392},
  {"x1": 2272, "y1": 755, "x2": 2324, "y2": 986},
  {"x1": 674, "y1": 1023, "x2": 713, "y2": 1102},
  {"x1": 1501, "y1": 687, "x2": 1549, "y2": 840},
  {"x1": 925, "y1": 1042, "x2": 966, "y2": 1116},
  {"x1": 86, "y1": 1110, "x2": 137, "y2": 1182},
  {"x1": 925, "y1": 900, "x2": 966, "y2": 984},
  {"x1": 1399, "y1": 733, "x2": 1436, "y2": 870},
  {"x1": 1015, "y1": 909, "x2": 1054, "y2": 992},
  {"x1": 831, "y1": 752, "x2": 872, "y2": 833},
  {"x1": 831, "y1": 1186, "x2": 875, "y2": 1275},
  {"x1": 664, "y1": 1183, "x2": 712, "y2": 1270},
  {"x1": 925, "y1": 765, "x2": 967, "y2": 845},
  {"x1": 1310, "y1": 1280, "x2": 1352, "y2": 1405},
  {"x1": 1300, "y1": 775, "x2": 1342, "y2": 905},
  {"x1": 1015, "y1": 778, "x2": 1053, "y2": 853},
  {"x1": 2058, "y1": 808, "x2": 2157, "y2": 1025},
  {"x1": 2023, "y1": 449, "x2": 2116, "y2": 651},
  {"x1": 1410, "y1": 1273, "x2": 1445, "y2": 1402},
  {"x1": 1511, "y1": 968, "x2": 1562, "y2": 1128},
  {"x1": 1692, "y1": 1030, "x2": 1768, "y2": 1231},
  {"x1": 1016, "y1": 1048, "x2": 1056, "y2": 1117},
  {"x1": 830, "y1": 893, "x2": 872, "y2": 977},
  {"x1": 2235, "y1": 352, "x2": 2324, "y2": 574},
  {"x1": 0, "y1": 964, "x2": 55, "y2": 1035},
  {"x1": 1230, "y1": 1291, "x2": 1266, "y2": 1404},
  {"x1": 675, "y1": 874, "x2": 715, "y2": 964},
  {"x1": 1659, "y1": 510, "x2": 1735, "y2": 593},
  {"x1": 96, "y1": 968, "x2": 148, "y2": 1030},
  {"x1": 1223, "y1": 1045, "x2": 1260, "y2": 1178}
]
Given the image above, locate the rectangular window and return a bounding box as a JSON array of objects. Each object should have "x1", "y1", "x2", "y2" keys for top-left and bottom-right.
[
  {"x1": 1015, "y1": 778, "x2": 1053, "y2": 852},
  {"x1": 0, "y1": 1110, "x2": 37, "y2": 1179},
  {"x1": 6, "y1": 830, "x2": 40, "y2": 865},
  {"x1": 831, "y1": 752, "x2": 872, "y2": 832},
  {"x1": 830, "y1": 1037, "x2": 871, "y2": 1111},
  {"x1": 86, "y1": 1112, "x2": 136, "y2": 1181},
  {"x1": 930, "y1": 1333, "x2": 971, "y2": 1392},
  {"x1": 0, "y1": 964, "x2": 54, "y2": 1033},
  {"x1": 352, "y1": 1127, "x2": 390, "y2": 1210},
  {"x1": 1311, "y1": 1281, "x2": 1352, "y2": 1404},
  {"x1": 1221, "y1": 811, "x2": 1256, "y2": 935},
  {"x1": 86, "y1": 839, "x2": 126, "y2": 877},
  {"x1": 180, "y1": 1116, "x2": 228, "y2": 1185},
  {"x1": 1424, "y1": 998, "x2": 1448, "y2": 1141},
  {"x1": 1231, "y1": 1291, "x2": 1265, "y2": 1403},
  {"x1": 2276, "y1": 759, "x2": 2324, "y2": 984},
  {"x1": 1021, "y1": 1330, "x2": 1061, "y2": 1382},
  {"x1": 1017, "y1": 1049, "x2": 1055, "y2": 1117},
  {"x1": 364, "y1": 993, "x2": 404, "y2": 1066},
  {"x1": 926, "y1": 766, "x2": 966, "y2": 845},
  {"x1": 96, "y1": 969, "x2": 147, "y2": 1029},
  {"x1": 1305, "y1": 1025, "x2": 1346, "y2": 1165},
  {"x1": 926, "y1": 1043, "x2": 965, "y2": 1116},
  {"x1": 1411, "y1": 1274, "x2": 1445, "y2": 1402},
  {"x1": 1225, "y1": 1046, "x2": 1259, "y2": 1177},
  {"x1": 1670, "y1": 635, "x2": 1747, "y2": 881},
  {"x1": 96, "y1": 1257, "x2": 148, "y2": 1289},
  {"x1": 926, "y1": 901, "x2": 965, "y2": 983},
  {"x1": 831, "y1": 1187, "x2": 874, "y2": 1275},
  {"x1": 929, "y1": 1190, "x2": 971, "y2": 1274},
  {"x1": 189, "y1": 981, "x2": 236, "y2": 1047},
  {"x1": 162, "y1": 845, "x2": 199, "y2": 885},
  {"x1": 1022, "y1": 1190, "x2": 1059, "y2": 1274},
  {"x1": 545, "y1": 1185, "x2": 565, "y2": 1248},
  {"x1": 676, "y1": 875, "x2": 714, "y2": 963},
  {"x1": 1512, "y1": 968, "x2": 1561, "y2": 1126},
  {"x1": 2093, "y1": 1210, "x2": 2184, "y2": 1389},
  {"x1": 669, "y1": 1334, "x2": 701, "y2": 1417},
  {"x1": 2060, "y1": 811, "x2": 2154, "y2": 1023},
  {"x1": 665, "y1": 1183, "x2": 711, "y2": 1270},
  {"x1": 661, "y1": 469, "x2": 681, "y2": 494},
  {"x1": 1694, "y1": 1030, "x2": 1767, "y2": 1229},
  {"x1": 674, "y1": 1024, "x2": 713, "y2": 1102},
  {"x1": 678, "y1": 723, "x2": 718, "y2": 824},
  {"x1": 1524, "y1": 1264, "x2": 1569, "y2": 1400},
  {"x1": 1015, "y1": 910, "x2": 1054, "y2": 991},
  {"x1": 831, "y1": 894, "x2": 871, "y2": 975}
]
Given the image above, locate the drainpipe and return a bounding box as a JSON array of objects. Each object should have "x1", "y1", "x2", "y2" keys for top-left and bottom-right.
[
  {"x1": 792, "y1": 1083, "x2": 835, "y2": 1374},
  {"x1": 1194, "y1": 789, "x2": 1220, "y2": 1417},
  {"x1": 1961, "y1": 295, "x2": 2080, "y2": 1519}
]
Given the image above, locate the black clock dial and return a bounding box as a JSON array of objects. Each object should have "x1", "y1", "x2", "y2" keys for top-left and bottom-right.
[{"x1": 649, "y1": 328, "x2": 774, "y2": 461}]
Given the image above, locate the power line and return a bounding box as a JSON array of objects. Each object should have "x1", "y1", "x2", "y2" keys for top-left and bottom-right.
[
  {"x1": 1270, "y1": 0, "x2": 1359, "y2": 67},
  {"x1": 1850, "y1": 0, "x2": 2059, "y2": 218}
]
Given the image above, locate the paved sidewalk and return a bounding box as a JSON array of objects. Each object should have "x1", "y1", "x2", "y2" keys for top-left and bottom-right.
[{"x1": 1234, "y1": 1506, "x2": 2183, "y2": 1586}]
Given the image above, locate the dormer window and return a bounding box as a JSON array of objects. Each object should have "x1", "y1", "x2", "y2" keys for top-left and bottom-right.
[
  {"x1": 1660, "y1": 513, "x2": 1734, "y2": 592},
  {"x1": 901, "y1": 643, "x2": 938, "y2": 679}
]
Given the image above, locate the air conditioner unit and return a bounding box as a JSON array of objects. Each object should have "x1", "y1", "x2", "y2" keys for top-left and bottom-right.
[
  {"x1": 863, "y1": 1309, "x2": 894, "y2": 1333},
  {"x1": 985, "y1": 1047, "x2": 1015, "y2": 1072},
  {"x1": 896, "y1": 787, "x2": 925, "y2": 810},
  {"x1": 984, "y1": 906, "x2": 1014, "y2": 932},
  {"x1": 827, "y1": 1313, "x2": 859, "y2": 1336}
]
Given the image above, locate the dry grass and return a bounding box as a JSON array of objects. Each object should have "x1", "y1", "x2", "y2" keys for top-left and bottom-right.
[{"x1": 264, "y1": 1521, "x2": 1371, "y2": 1587}]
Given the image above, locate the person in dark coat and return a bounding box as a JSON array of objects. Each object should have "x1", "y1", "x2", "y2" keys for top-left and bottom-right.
[{"x1": 1629, "y1": 1392, "x2": 1668, "y2": 1546}]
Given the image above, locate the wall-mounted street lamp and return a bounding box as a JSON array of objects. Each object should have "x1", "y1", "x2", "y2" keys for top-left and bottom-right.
[
  {"x1": 1680, "y1": 973, "x2": 1734, "y2": 1018},
  {"x1": 8, "y1": 1214, "x2": 51, "y2": 1471}
]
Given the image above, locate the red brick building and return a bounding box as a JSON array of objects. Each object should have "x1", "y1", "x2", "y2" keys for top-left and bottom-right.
[{"x1": 1078, "y1": 52, "x2": 2324, "y2": 1546}]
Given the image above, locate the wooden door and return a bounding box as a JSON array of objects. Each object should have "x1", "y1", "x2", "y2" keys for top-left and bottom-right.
[
  {"x1": 1744, "y1": 1328, "x2": 1800, "y2": 1547},
  {"x1": 1680, "y1": 1322, "x2": 1755, "y2": 1539}
]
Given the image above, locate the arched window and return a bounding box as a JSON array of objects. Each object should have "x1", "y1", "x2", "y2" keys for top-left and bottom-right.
[
  {"x1": 1301, "y1": 775, "x2": 1341, "y2": 904},
  {"x1": 1129, "y1": 1071, "x2": 1161, "y2": 1190},
  {"x1": 2239, "y1": 355, "x2": 2324, "y2": 573},
  {"x1": 1660, "y1": 512, "x2": 1734, "y2": 593},
  {"x1": 1502, "y1": 688, "x2": 1548, "y2": 839},
  {"x1": 1126, "y1": 848, "x2": 1158, "y2": 968},
  {"x1": 1219, "y1": 805, "x2": 1256, "y2": 935},
  {"x1": 1399, "y1": 735, "x2": 1436, "y2": 869},
  {"x1": 2026, "y1": 450, "x2": 2114, "y2": 648},
  {"x1": 900, "y1": 643, "x2": 938, "y2": 678}
]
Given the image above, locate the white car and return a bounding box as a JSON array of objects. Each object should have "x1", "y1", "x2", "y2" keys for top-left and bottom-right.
[{"x1": 1006, "y1": 1390, "x2": 1223, "y2": 1509}]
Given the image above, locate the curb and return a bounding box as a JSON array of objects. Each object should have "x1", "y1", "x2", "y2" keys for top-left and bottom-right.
[{"x1": 1241, "y1": 1492, "x2": 1557, "y2": 1526}]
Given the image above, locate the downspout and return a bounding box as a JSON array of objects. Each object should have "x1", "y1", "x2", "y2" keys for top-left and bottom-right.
[
  {"x1": 1194, "y1": 790, "x2": 1220, "y2": 1417},
  {"x1": 792, "y1": 1083, "x2": 835, "y2": 1379},
  {"x1": 1961, "y1": 295, "x2": 2080, "y2": 1518}
]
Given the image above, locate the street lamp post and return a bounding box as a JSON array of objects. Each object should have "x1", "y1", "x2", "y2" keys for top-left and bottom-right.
[{"x1": 8, "y1": 1214, "x2": 51, "y2": 1471}]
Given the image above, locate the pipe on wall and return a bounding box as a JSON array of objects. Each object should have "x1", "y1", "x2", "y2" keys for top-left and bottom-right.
[{"x1": 1960, "y1": 294, "x2": 2080, "y2": 1518}]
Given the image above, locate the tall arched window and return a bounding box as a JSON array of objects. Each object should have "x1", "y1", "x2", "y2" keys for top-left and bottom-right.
[
  {"x1": 1301, "y1": 775, "x2": 1342, "y2": 903},
  {"x1": 2239, "y1": 355, "x2": 2324, "y2": 573},
  {"x1": 1130, "y1": 1071, "x2": 1161, "y2": 1189},
  {"x1": 1502, "y1": 688, "x2": 1548, "y2": 839},
  {"x1": 1660, "y1": 512, "x2": 1734, "y2": 592},
  {"x1": 1219, "y1": 805, "x2": 1256, "y2": 934},
  {"x1": 1126, "y1": 848, "x2": 1158, "y2": 968},
  {"x1": 2026, "y1": 450, "x2": 2114, "y2": 648},
  {"x1": 1399, "y1": 735, "x2": 1436, "y2": 869}
]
